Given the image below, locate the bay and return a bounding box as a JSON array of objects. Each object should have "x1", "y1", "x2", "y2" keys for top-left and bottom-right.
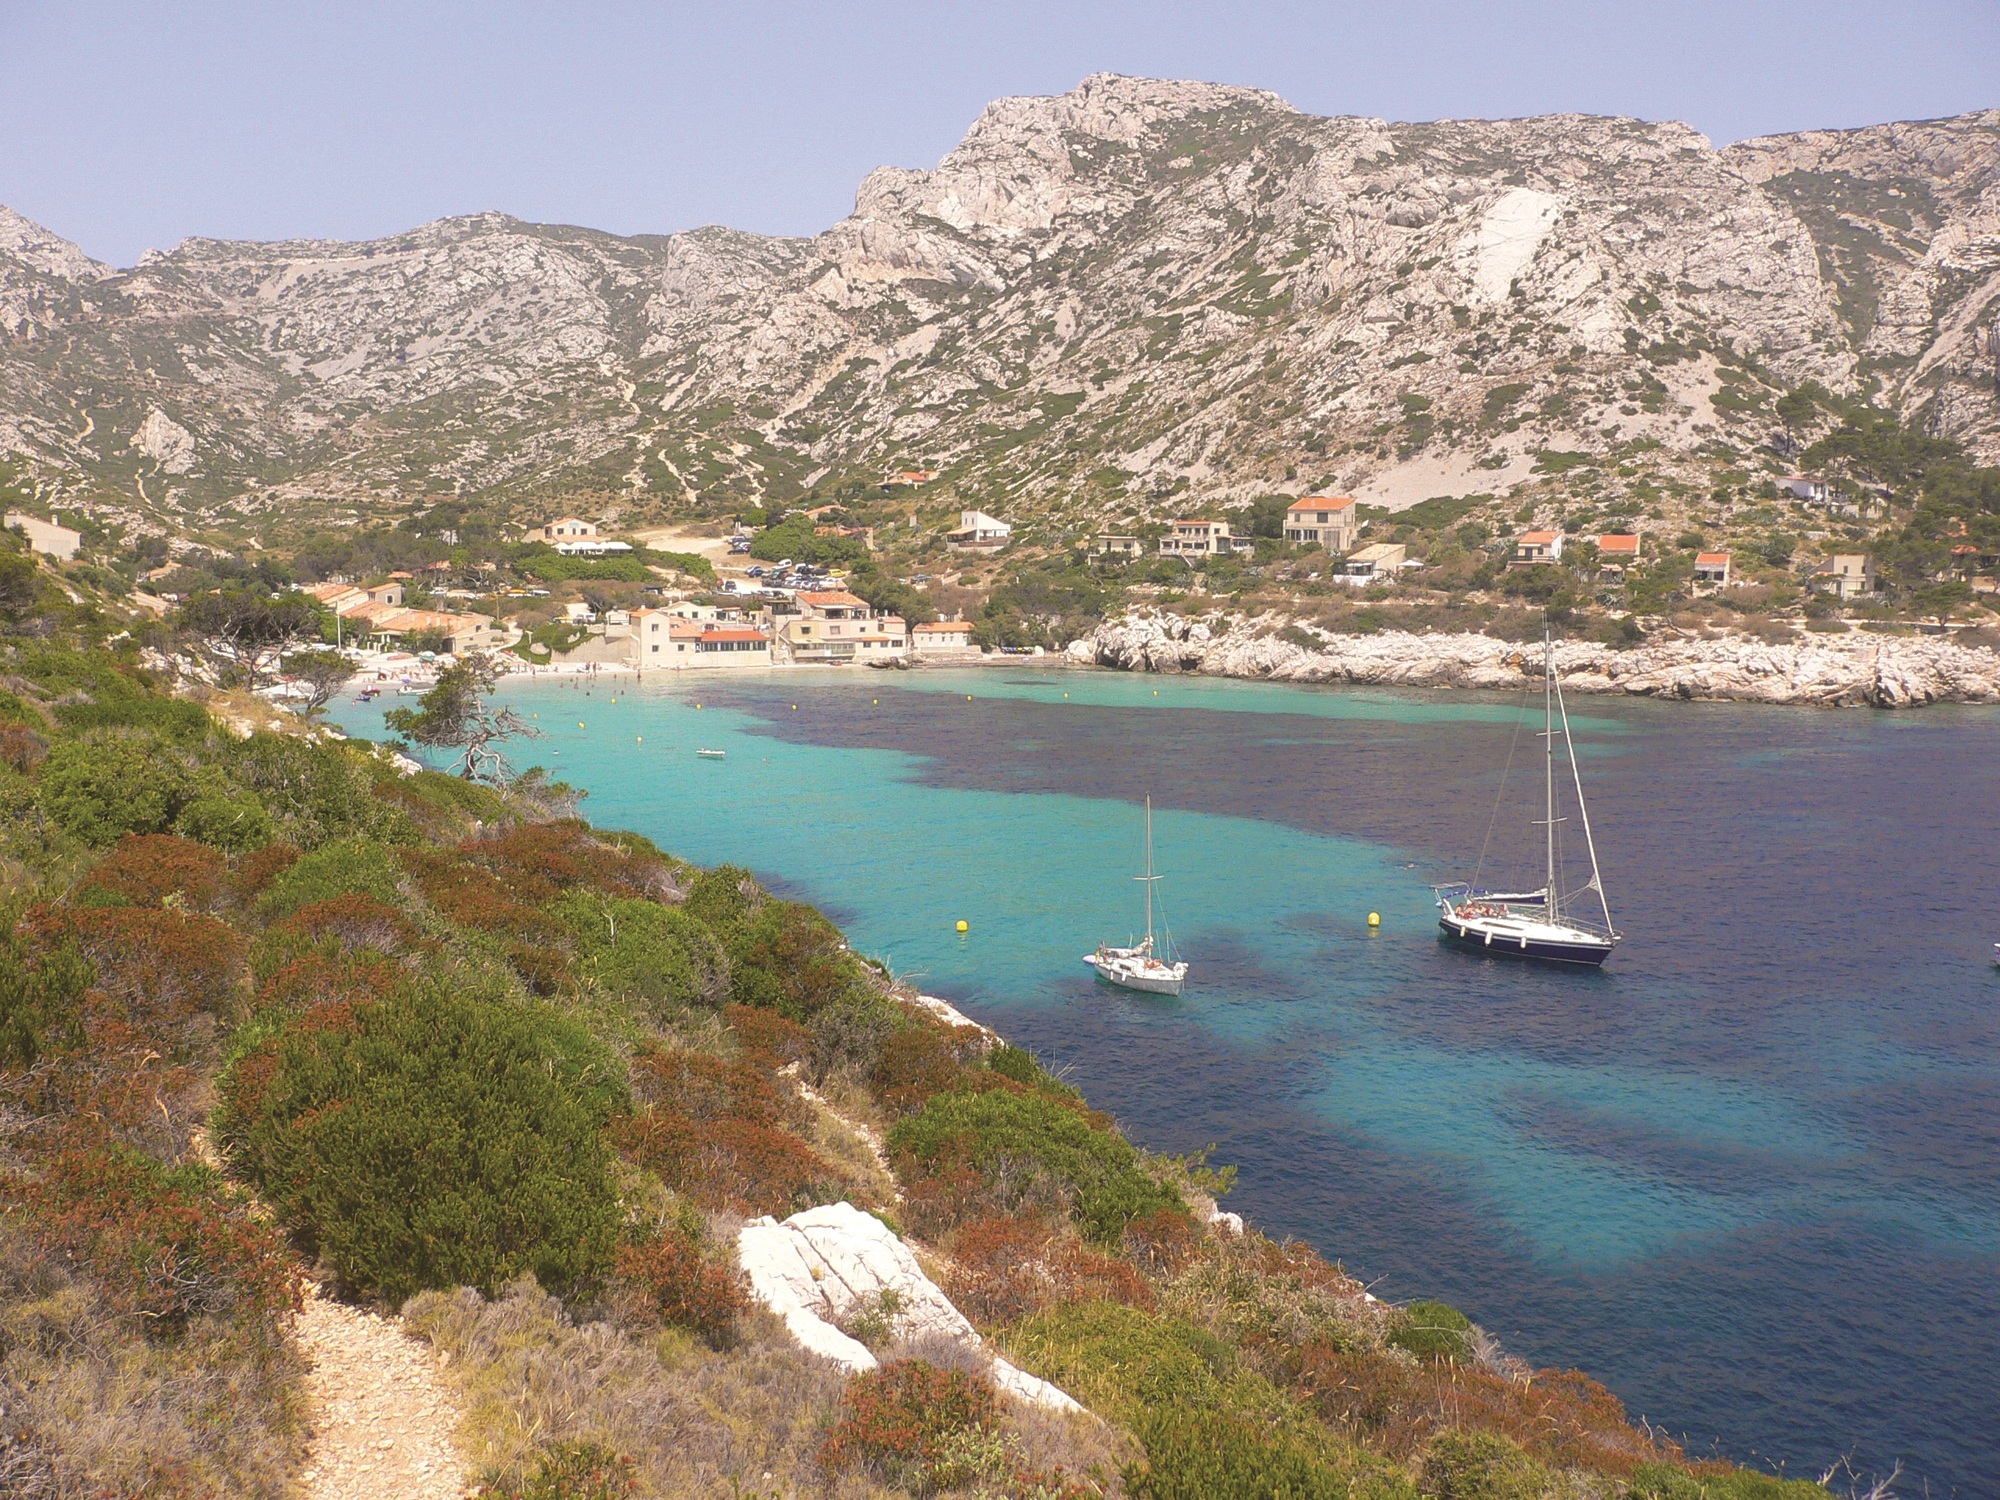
[{"x1": 334, "y1": 666, "x2": 2000, "y2": 1493}]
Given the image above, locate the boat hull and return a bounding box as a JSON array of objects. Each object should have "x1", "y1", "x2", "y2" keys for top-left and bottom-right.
[
  {"x1": 1436, "y1": 916, "x2": 1613, "y2": 967},
  {"x1": 1082, "y1": 955, "x2": 1186, "y2": 995}
]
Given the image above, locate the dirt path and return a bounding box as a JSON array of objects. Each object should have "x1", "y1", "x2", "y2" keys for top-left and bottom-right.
[{"x1": 296, "y1": 1292, "x2": 469, "y2": 1500}]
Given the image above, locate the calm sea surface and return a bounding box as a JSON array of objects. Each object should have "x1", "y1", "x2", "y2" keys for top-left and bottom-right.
[{"x1": 334, "y1": 667, "x2": 2000, "y2": 1494}]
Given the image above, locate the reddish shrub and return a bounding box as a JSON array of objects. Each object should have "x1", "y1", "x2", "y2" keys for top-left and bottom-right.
[
  {"x1": 614, "y1": 1111, "x2": 839, "y2": 1218},
  {"x1": 1121, "y1": 1207, "x2": 1203, "y2": 1276},
  {"x1": 274, "y1": 893, "x2": 418, "y2": 955},
  {"x1": 630, "y1": 1046, "x2": 784, "y2": 1126},
  {"x1": 233, "y1": 842, "x2": 301, "y2": 900},
  {"x1": 257, "y1": 951, "x2": 403, "y2": 1012},
  {"x1": 869, "y1": 1026, "x2": 978, "y2": 1116},
  {"x1": 945, "y1": 1215, "x2": 1153, "y2": 1325},
  {"x1": 463, "y1": 821, "x2": 668, "y2": 901},
  {"x1": 723, "y1": 1003, "x2": 812, "y2": 1066},
  {"x1": 613, "y1": 1226, "x2": 747, "y2": 1348},
  {"x1": 0, "y1": 720, "x2": 47, "y2": 772},
  {"x1": 76, "y1": 834, "x2": 226, "y2": 912},
  {"x1": 16, "y1": 1144, "x2": 302, "y2": 1328},
  {"x1": 820, "y1": 1360, "x2": 999, "y2": 1477},
  {"x1": 44, "y1": 905, "x2": 245, "y2": 1035}
]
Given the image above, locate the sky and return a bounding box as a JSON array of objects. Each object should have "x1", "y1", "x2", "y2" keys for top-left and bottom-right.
[{"x1": 1, "y1": 0, "x2": 1995, "y2": 268}]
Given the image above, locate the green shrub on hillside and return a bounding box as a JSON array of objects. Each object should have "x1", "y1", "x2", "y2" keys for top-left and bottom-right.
[
  {"x1": 1130, "y1": 1404, "x2": 1412, "y2": 1500},
  {"x1": 1416, "y1": 1431, "x2": 1548, "y2": 1500},
  {"x1": 220, "y1": 978, "x2": 626, "y2": 1302},
  {"x1": 229, "y1": 732, "x2": 402, "y2": 848},
  {"x1": 174, "y1": 789, "x2": 275, "y2": 851},
  {"x1": 0, "y1": 910, "x2": 91, "y2": 1066},
  {"x1": 726, "y1": 899, "x2": 867, "y2": 1020},
  {"x1": 1390, "y1": 1299, "x2": 1474, "y2": 1362},
  {"x1": 1008, "y1": 1301, "x2": 1235, "y2": 1422},
  {"x1": 891, "y1": 1087, "x2": 1183, "y2": 1244},
  {"x1": 558, "y1": 892, "x2": 729, "y2": 1014},
  {"x1": 1627, "y1": 1463, "x2": 1833, "y2": 1500},
  {"x1": 257, "y1": 837, "x2": 403, "y2": 919},
  {"x1": 682, "y1": 862, "x2": 759, "y2": 931},
  {"x1": 38, "y1": 734, "x2": 194, "y2": 844}
]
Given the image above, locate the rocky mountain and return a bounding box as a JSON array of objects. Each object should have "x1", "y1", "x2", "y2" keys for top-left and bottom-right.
[{"x1": 3, "y1": 75, "x2": 1999, "y2": 536}]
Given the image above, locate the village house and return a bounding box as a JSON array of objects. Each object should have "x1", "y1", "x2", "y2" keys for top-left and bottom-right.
[
  {"x1": 1594, "y1": 533, "x2": 1641, "y2": 580},
  {"x1": 1811, "y1": 553, "x2": 1877, "y2": 600},
  {"x1": 5, "y1": 512, "x2": 82, "y2": 561},
  {"x1": 542, "y1": 517, "x2": 597, "y2": 542},
  {"x1": 884, "y1": 469, "x2": 937, "y2": 487},
  {"x1": 945, "y1": 510, "x2": 1012, "y2": 551},
  {"x1": 1693, "y1": 552, "x2": 1734, "y2": 588},
  {"x1": 1511, "y1": 531, "x2": 1564, "y2": 567},
  {"x1": 1343, "y1": 542, "x2": 1407, "y2": 580},
  {"x1": 1284, "y1": 497, "x2": 1358, "y2": 553},
  {"x1": 1088, "y1": 534, "x2": 1142, "y2": 558},
  {"x1": 775, "y1": 590, "x2": 909, "y2": 664},
  {"x1": 1159, "y1": 520, "x2": 1252, "y2": 558},
  {"x1": 911, "y1": 619, "x2": 978, "y2": 656},
  {"x1": 630, "y1": 608, "x2": 773, "y2": 670}
]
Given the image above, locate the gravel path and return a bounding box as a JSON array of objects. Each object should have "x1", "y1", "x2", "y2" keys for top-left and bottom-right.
[{"x1": 296, "y1": 1292, "x2": 469, "y2": 1500}]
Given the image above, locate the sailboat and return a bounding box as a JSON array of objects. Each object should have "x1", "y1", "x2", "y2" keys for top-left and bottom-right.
[
  {"x1": 1434, "y1": 624, "x2": 1621, "y2": 966},
  {"x1": 1084, "y1": 796, "x2": 1190, "y2": 995}
]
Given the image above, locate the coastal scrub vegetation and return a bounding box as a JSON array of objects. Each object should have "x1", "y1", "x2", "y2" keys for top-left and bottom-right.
[{"x1": 0, "y1": 556, "x2": 1842, "y2": 1498}]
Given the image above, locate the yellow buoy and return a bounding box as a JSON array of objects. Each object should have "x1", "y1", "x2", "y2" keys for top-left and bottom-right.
[
  {"x1": 578, "y1": 722, "x2": 585, "y2": 729},
  {"x1": 966, "y1": 695, "x2": 973, "y2": 701},
  {"x1": 955, "y1": 920, "x2": 969, "y2": 933},
  {"x1": 873, "y1": 698, "x2": 878, "y2": 705},
  {"x1": 636, "y1": 735, "x2": 643, "y2": 744},
  {"x1": 791, "y1": 704, "x2": 797, "y2": 711},
  {"x1": 1368, "y1": 912, "x2": 1381, "y2": 928}
]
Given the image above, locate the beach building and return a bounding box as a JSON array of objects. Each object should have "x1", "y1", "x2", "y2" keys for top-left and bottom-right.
[
  {"x1": 776, "y1": 590, "x2": 909, "y2": 664},
  {"x1": 1159, "y1": 520, "x2": 1251, "y2": 558},
  {"x1": 541, "y1": 517, "x2": 597, "y2": 542},
  {"x1": 1089, "y1": 534, "x2": 1143, "y2": 558},
  {"x1": 1343, "y1": 542, "x2": 1406, "y2": 580},
  {"x1": 1693, "y1": 552, "x2": 1734, "y2": 588},
  {"x1": 630, "y1": 608, "x2": 774, "y2": 670},
  {"x1": 1511, "y1": 531, "x2": 1564, "y2": 567},
  {"x1": 945, "y1": 510, "x2": 1012, "y2": 551},
  {"x1": 1284, "y1": 497, "x2": 1358, "y2": 552},
  {"x1": 911, "y1": 620, "x2": 978, "y2": 657},
  {"x1": 4, "y1": 512, "x2": 81, "y2": 561},
  {"x1": 1811, "y1": 553, "x2": 1877, "y2": 600}
]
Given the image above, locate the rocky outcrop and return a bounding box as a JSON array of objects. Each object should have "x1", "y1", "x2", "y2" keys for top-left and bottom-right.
[
  {"x1": 1068, "y1": 612, "x2": 2000, "y2": 708},
  {"x1": 736, "y1": 1202, "x2": 1081, "y2": 1412},
  {"x1": 4, "y1": 77, "x2": 2000, "y2": 515}
]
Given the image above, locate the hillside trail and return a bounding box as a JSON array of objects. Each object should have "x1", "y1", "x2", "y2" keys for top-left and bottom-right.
[{"x1": 295, "y1": 1289, "x2": 471, "y2": 1500}]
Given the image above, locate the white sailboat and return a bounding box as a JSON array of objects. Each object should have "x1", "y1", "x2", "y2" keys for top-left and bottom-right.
[
  {"x1": 1434, "y1": 622, "x2": 1621, "y2": 966},
  {"x1": 1084, "y1": 796, "x2": 1190, "y2": 995}
]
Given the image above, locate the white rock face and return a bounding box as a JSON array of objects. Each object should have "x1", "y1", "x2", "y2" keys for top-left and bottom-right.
[
  {"x1": 1071, "y1": 612, "x2": 2000, "y2": 708},
  {"x1": 736, "y1": 1201, "x2": 1081, "y2": 1413},
  {"x1": 131, "y1": 409, "x2": 197, "y2": 472}
]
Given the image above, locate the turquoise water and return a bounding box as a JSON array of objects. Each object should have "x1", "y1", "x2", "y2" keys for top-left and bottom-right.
[{"x1": 333, "y1": 668, "x2": 2000, "y2": 1492}]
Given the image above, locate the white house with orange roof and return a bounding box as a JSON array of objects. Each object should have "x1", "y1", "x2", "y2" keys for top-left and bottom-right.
[
  {"x1": 630, "y1": 607, "x2": 773, "y2": 669},
  {"x1": 1511, "y1": 531, "x2": 1564, "y2": 567},
  {"x1": 1693, "y1": 552, "x2": 1734, "y2": 588},
  {"x1": 1159, "y1": 519, "x2": 1252, "y2": 557},
  {"x1": 777, "y1": 590, "x2": 909, "y2": 664},
  {"x1": 1284, "y1": 497, "x2": 1357, "y2": 552},
  {"x1": 1594, "y1": 533, "x2": 1640, "y2": 579}
]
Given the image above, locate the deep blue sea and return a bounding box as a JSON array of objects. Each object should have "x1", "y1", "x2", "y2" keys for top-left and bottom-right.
[{"x1": 333, "y1": 668, "x2": 2000, "y2": 1495}]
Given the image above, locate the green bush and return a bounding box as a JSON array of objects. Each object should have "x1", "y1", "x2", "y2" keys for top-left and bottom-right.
[
  {"x1": 557, "y1": 892, "x2": 728, "y2": 1013},
  {"x1": 220, "y1": 978, "x2": 626, "y2": 1302},
  {"x1": 174, "y1": 790, "x2": 275, "y2": 852},
  {"x1": 726, "y1": 899, "x2": 866, "y2": 1020},
  {"x1": 38, "y1": 734, "x2": 194, "y2": 845},
  {"x1": 230, "y1": 733, "x2": 395, "y2": 847},
  {"x1": 1627, "y1": 1463, "x2": 1833, "y2": 1500},
  {"x1": 1130, "y1": 1405, "x2": 1412, "y2": 1500},
  {"x1": 1007, "y1": 1302, "x2": 1234, "y2": 1423},
  {"x1": 54, "y1": 691, "x2": 211, "y2": 743},
  {"x1": 986, "y1": 1044, "x2": 1076, "y2": 1097},
  {"x1": 1389, "y1": 1299, "x2": 1474, "y2": 1362},
  {"x1": 0, "y1": 910, "x2": 91, "y2": 1066},
  {"x1": 256, "y1": 837, "x2": 404, "y2": 920},
  {"x1": 890, "y1": 1087, "x2": 1182, "y2": 1244},
  {"x1": 682, "y1": 862, "x2": 758, "y2": 932},
  {"x1": 1417, "y1": 1431, "x2": 1547, "y2": 1500}
]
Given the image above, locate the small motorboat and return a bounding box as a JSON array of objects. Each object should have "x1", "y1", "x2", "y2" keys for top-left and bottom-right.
[
  {"x1": 696, "y1": 748, "x2": 727, "y2": 760},
  {"x1": 1084, "y1": 796, "x2": 1189, "y2": 996}
]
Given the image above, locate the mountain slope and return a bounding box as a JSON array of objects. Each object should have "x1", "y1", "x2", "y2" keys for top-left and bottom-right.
[{"x1": 3, "y1": 75, "x2": 1998, "y2": 534}]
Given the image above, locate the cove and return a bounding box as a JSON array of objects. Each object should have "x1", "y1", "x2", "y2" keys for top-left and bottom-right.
[{"x1": 332, "y1": 667, "x2": 2000, "y2": 1493}]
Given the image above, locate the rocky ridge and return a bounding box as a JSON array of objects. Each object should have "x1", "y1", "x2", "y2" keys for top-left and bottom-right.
[
  {"x1": 1068, "y1": 610, "x2": 2000, "y2": 707},
  {"x1": 3, "y1": 77, "x2": 2000, "y2": 526}
]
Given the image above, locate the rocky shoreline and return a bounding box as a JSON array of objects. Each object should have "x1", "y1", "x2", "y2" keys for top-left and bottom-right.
[{"x1": 1066, "y1": 612, "x2": 2000, "y2": 708}]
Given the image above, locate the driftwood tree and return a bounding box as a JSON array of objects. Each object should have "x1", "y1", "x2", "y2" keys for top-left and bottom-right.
[{"x1": 383, "y1": 653, "x2": 536, "y2": 782}]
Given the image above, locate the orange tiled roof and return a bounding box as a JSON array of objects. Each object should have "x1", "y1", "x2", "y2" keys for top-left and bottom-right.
[
  {"x1": 1695, "y1": 552, "x2": 1731, "y2": 567},
  {"x1": 1288, "y1": 496, "x2": 1355, "y2": 511}
]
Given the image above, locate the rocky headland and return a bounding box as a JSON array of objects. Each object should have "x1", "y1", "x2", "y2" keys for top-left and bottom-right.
[{"x1": 1067, "y1": 611, "x2": 2000, "y2": 707}]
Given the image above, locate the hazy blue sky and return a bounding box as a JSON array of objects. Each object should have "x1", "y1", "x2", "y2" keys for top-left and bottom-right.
[{"x1": 2, "y1": 0, "x2": 1995, "y2": 266}]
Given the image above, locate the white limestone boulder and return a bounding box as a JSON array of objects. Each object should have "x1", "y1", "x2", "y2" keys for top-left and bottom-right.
[{"x1": 736, "y1": 1201, "x2": 1080, "y2": 1413}]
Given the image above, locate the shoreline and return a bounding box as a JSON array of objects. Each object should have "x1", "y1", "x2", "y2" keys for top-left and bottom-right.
[{"x1": 1066, "y1": 611, "x2": 2000, "y2": 709}]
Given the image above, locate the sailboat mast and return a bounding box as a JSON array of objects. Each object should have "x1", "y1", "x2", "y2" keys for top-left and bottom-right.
[
  {"x1": 1543, "y1": 625, "x2": 1558, "y2": 921},
  {"x1": 1144, "y1": 795, "x2": 1155, "y2": 947},
  {"x1": 1554, "y1": 662, "x2": 1615, "y2": 934}
]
